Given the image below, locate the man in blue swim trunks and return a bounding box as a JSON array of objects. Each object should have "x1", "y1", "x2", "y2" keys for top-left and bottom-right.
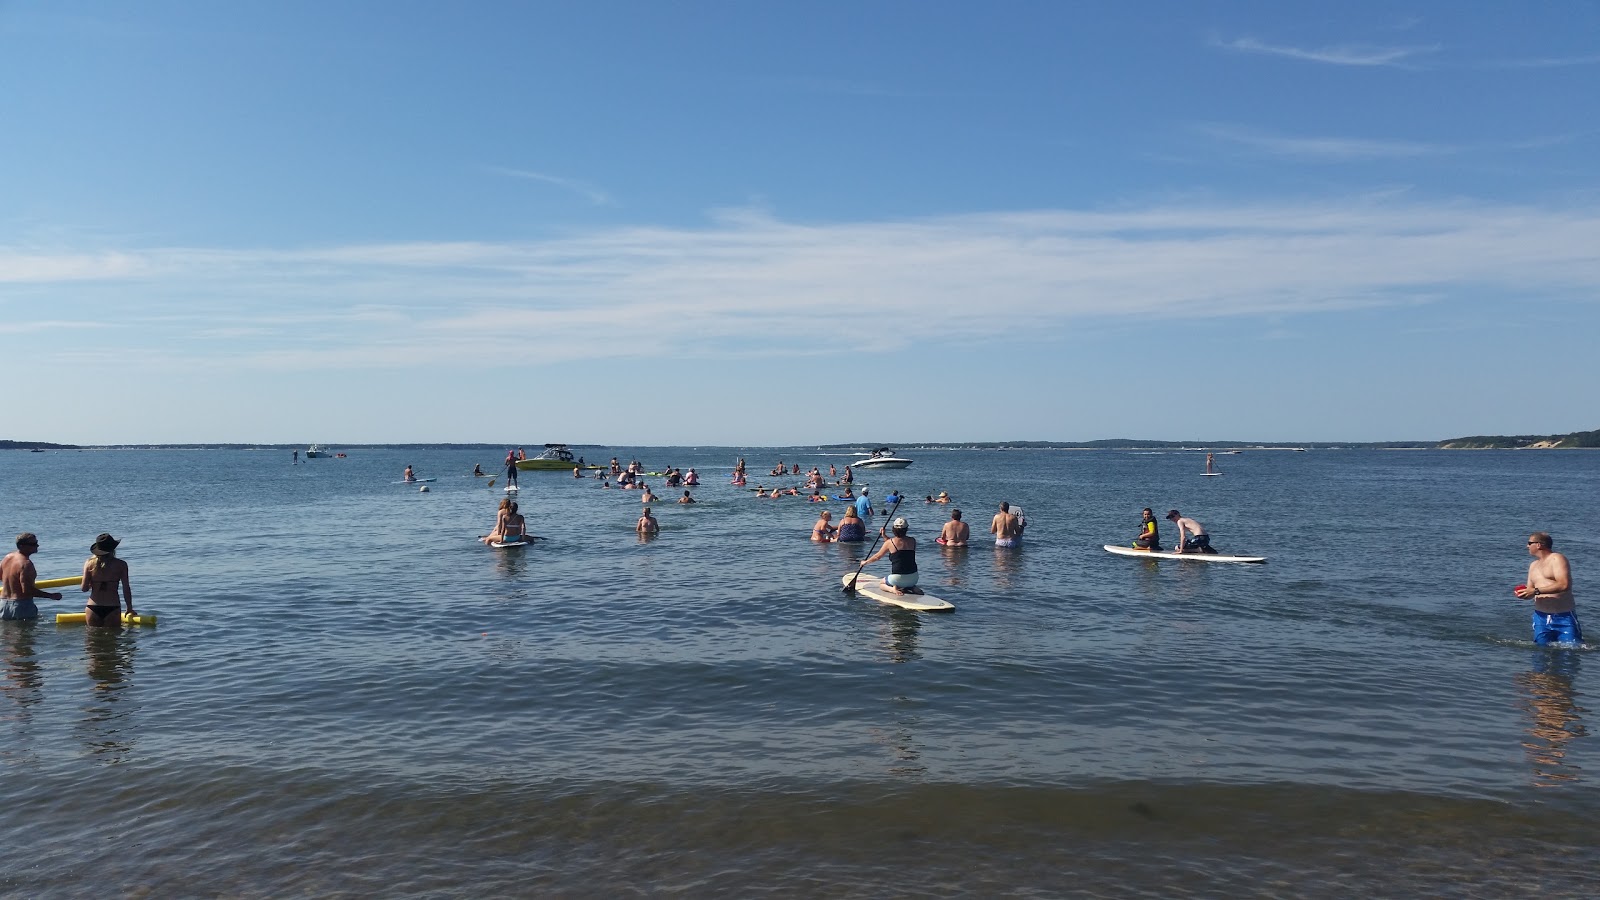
[
  {"x1": 1, "y1": 533, "x2": 63, "y2": 621},
  {"x1": 1515, "y1": 532, "x2": 1581, "y2": 646}
]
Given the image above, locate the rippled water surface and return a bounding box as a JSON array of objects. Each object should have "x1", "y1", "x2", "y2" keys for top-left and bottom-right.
[{"x1": 3, "y1": 447, "x2": 1598, "y2": 896}]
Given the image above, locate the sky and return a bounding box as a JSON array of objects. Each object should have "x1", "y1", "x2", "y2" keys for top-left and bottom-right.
[{"x1": 3, "y1": 1, "x2": 1598, "y2": 446}]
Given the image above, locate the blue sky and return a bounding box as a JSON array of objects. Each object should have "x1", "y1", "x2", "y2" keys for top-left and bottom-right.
[{"x1": 3, "y1": 1, "x2": 1598, "y2": 445}]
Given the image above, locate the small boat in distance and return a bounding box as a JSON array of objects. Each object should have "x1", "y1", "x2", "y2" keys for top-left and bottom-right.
[
  {"x1": 515, "y1": 444, "x2": 594, "y2": 471},
  {"x1": 305, "y1": 444, "x2": 333, "y2": 458},
  {"x1": 853, "y1": 447, "x2": 914, "y2": 470}
]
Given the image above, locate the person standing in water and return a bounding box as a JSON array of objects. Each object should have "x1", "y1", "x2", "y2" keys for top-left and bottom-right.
[
  {"x1": 1, "y1": 533, "x2": 63, "y2": 621},
  {"x1": 991, "y1": 502, "x2": 1023, "y2": 548},
  {"x1": 636, "y1": 508, "x2": 659, "y2": 535},
  {"x1": 938, "y1": 509, "x2": 969, "y2": 546},
  {"x1": 1515, "y1": 532, "x2": 1580, "y2": 646},
  {"x1": 80, "y1": 533, "x2": 135, "y2": 627}
]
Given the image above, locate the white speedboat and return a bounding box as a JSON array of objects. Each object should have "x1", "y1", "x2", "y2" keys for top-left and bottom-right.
[
  {"x1": 304, "y1": 444, "x2": 332, "y2": 458},
  {"x1": 852, "y1": 447, "x2": 913, "y2": 469}
]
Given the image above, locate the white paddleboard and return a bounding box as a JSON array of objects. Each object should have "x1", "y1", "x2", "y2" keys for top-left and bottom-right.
[
  {"x1": 396, "y1": 478, "x2": 436, "y2": 484},
  {"x1": 490, "y1": 537, "x2": 533, "y2": 549},
  {"x1": 1202, "y1": 472, "x2": 1223, "y2": 476},
  {"x1": 1103, "y1": 544, "x2": 1265, "y2": 564},
  {"x1": 841, "y1": 573, "x2": 954, "y2": 611},
  {"x1": 505, "y1": 485, "x2": 520, "y2": 492}
]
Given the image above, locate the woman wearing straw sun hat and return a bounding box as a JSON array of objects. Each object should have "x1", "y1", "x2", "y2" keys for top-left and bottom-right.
[{"x1": 80, "y1": 533, "x2": 134, "y2": 627}]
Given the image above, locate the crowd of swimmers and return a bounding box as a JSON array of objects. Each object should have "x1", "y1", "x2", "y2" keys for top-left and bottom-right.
[{"x1": 1, "y1": 532, "x2": 136, "y2": 627}]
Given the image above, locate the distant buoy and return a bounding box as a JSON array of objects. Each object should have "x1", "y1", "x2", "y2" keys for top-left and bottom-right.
[{"x1": 419, "y1": 485, "x2": 430, "y2": 492}]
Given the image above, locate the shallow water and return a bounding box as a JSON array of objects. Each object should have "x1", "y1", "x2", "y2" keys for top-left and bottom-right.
[{"x1": 2, "y1": 447, "x2": 1596, "y2": 896}]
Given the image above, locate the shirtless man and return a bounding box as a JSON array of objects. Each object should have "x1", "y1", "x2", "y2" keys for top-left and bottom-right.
[
  {"x1": 1515, "y1": 532, "x2": 1580, "y2": 645},
  {"x1": 991, "y1": 502, "x2": 1023, "y2": 548},
  {"x1": 1166, "y1": 510, "x2": 1213, "y2": 554},
  {"x1": 403, "y1": 465, "x2": 416, "y2": 482},
  {"x1": 678, "y1": 490, "x2": 695, "y2": 504},
  {"x1": 640, "y1": 484, "x2": 659, "y2": 503},
  {"x1": 1, "y1": 533, "x2": 62, "y2": 621},
  {"x1": 938, "y1": 509, "x2": 970, "y2": 546},
  {"x1": 636, "y1": 508, "x2": 659, "y2": 535}
]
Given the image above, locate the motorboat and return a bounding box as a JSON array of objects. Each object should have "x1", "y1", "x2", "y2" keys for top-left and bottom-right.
[
  {"x1": 852, "y1": 447, "x2": 913, "y2": 470},
  {"x1": 304, "y1": 444, "x2": 333, "y2": 458},
  {"x1": 515, "y1": 444, "x2": 595, "y2": 471}
]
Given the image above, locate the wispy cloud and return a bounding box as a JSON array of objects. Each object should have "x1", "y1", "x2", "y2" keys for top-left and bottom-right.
[
  {"x1": 482, "y1": 166, "x2": 613, "y2": 206},
  {"x1": 1486, "y1": 53, "x2": 1600, "y2": 69},
  {"x1": 1197, "y1": 124, "x2": 1452, "y2": 161},
  {"x1": 5, "y1": 199, "x2": 1600, "y2": 372},
  {"x1": 1216, "y1": 35, "x2": 1440, "y2": 68}
]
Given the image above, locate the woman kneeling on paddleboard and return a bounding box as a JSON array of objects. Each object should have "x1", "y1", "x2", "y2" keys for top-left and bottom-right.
[{"x1": 862, "y1": 517, "x2": 919, "y2": 594}]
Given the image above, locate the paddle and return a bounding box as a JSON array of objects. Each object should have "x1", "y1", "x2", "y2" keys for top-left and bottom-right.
[{"x1": 843, "y1": 496, "x2": 901, "y2": 593}]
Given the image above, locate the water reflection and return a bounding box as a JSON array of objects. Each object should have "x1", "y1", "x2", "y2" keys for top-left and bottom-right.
[
  {"x1": 77, "y1": 628, "x2": 140, "y2": 763},
  {"x1": 491, "y1": 543, "x2": 530, "y2": 579},
  {"x1": 869, "y1": 610, "x2": 927, "y2": 777},
  {"x1": 1, "y1": 623, "x2": 44, "y2": 732},
  {"x1": 1515, "y1": 651, "x2": 1587, "y2": 788},
  {"x1": 992, "y1": 544, "x2": 1025, "y2": 591}
]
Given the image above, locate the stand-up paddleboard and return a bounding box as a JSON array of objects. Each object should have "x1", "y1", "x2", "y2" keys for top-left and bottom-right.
[
  {"x1": 490, "y1": 537, "x2": 533, "y2": 549},
  {"x1": 1103, "y1": 544, "x2": 1266, "y2": 564},
  {"x1": 36, "y1": 576, "x2": 80, "y2": 590},
  {"x1": 841, "y1": 573, "x2": 954, "y2": 611},
  {"x1": 504, "y1": 485, "x2": 520, "y2": 493},
  {"x1": 1202, "y1": 472, "x2": 1223, "y2": 477},
  {"x1": 396, "y1": 478, "x2": 436, "y2": 484},
  {"x1": 56, "y1": 612, "x2": 158, "y2": 626}
]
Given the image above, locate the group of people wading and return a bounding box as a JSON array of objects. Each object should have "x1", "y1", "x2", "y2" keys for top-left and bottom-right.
[{"x1": 1, "y1": 532, "x2": 135, "y2": 626}]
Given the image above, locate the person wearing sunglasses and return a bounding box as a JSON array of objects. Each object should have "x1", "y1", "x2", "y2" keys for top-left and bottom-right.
[
  {"x1": 1514, "y1": 533, "x2": 1580, "y2": 646},
  {"x1": 1, "y1": 533, "x2": 64, "y2": 621}
]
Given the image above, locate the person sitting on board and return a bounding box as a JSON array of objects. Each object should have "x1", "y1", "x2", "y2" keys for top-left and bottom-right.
[
  {"x1": 80, "y1": 533, "x2": 135, "y2": 627},
  {"x1": 678, "y1": 490, "x2": 695, "y2": 504},
  {"x1": 1, "y1": 533, "x2": 63, "y2": 621},
  {"x1": 1133, "y1": 507, "x2": 1161, "y2": 550},
  {"x1": 937, "y1": 509, "x2": 969, "y2": 546},
  {"x1": 1166, "y1": 510, "x2": 1215, "y2": 554},
  {"x1": 473, "y1": 464, "x2": 484, "y2": 477},
  {"x1": 684, "y1": 468, "x2": 700, "y2": 486},
  {"x1": 636, "y1": 508, "x2": 658, "y2": 535},
  {"x1": 836, "y1": 486, "x2": 855, "y2": 500},
  {"x1": 403, "y1": 465, "x2": 416, "y2": 482},
  {"x1": 481, "y1": 498, "x2": 514, "y2": 543},
  {"x1": 812, "y1": 510, "x2": 837, "y2": 542},
  {"x1": 991, "y1": 501, "x2": 1023, "y2": 548},
  {"x1": 1515, "y1": 532, "x2": 1581, "y2": 646},
  {"x1": 861, "y1": 517, "x2": 921, "y2": 594},
  {"x1": 854, "y1": 488, "x2": 873, "y2": 521},
  {"x1": 834, "y1": 507, "x2": 867, "y2": 543},
  {"x1": 500, "y1": 503, "x2": 527, "y2": 543}
]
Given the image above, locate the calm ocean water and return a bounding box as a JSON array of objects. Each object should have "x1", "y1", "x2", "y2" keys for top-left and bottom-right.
[{"x1": 2, "y1": 446, "x2": 1597, "y2": 897}]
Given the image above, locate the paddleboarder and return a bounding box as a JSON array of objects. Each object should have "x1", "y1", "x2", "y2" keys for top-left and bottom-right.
[
  {"x1": 1, "y1": 533, "x2": 62, "y2": 621},
  {"x1": 504, "y1": 449, "x2": 519, "y2": 488},
  {"x1": 1133, "y1": 508, "x2": 1161, "y2": 550},
  {"x1": 1166, "y1": 510, "x2": 1214, "y2": 554},
  {"x1": 860, "y1": 517, "x2": 920, "y2": 594},
  {"x1": 1515, "y1": 532, "x2": 1580, "y2": 645}
]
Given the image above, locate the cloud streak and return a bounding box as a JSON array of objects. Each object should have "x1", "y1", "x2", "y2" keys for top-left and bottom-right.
[
  {"x1": 5, "y1": 199, "x2": 1600, "y2": 372},
  {"x1": 483, "y1": 166, "x2": 613, "y2": 206},
  {"x1": 1216, "y1": 35, "x2": 1440, "y2": 68},
  {"x1": 1197, "y1": 124, "x2": 1452, "y2": 161}
]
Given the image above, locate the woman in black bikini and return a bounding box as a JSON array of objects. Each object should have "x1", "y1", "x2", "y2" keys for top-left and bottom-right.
[{"x1": 80, "y1": 533, "x2": 134, "y2": 627}]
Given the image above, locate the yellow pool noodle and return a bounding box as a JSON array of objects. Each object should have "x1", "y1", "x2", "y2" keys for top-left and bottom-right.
[
  {"x1": 35, "y1": 576, "x2": 79, "y2": 589},
  {"x1": 55, "y1": 612, "x2": 158, "y2": 627}
]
